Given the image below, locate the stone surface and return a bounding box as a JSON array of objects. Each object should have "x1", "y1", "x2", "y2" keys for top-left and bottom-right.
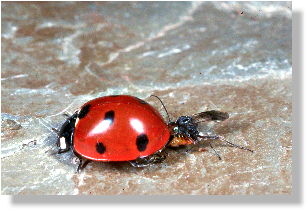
[{"x1": 1, "y1": 2, "x2": 292, "y2": 195}]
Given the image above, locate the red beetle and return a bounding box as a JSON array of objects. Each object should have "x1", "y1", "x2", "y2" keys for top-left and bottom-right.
[{"x1": 56, "y1": 95, "x2": 252, "y2": 171}]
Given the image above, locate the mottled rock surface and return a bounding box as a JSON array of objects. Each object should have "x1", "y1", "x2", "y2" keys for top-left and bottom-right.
[{"x1": 1, "y1": 2, "x2": 291, "y2": 195}]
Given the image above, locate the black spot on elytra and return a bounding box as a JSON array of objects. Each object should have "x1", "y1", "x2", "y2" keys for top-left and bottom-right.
[
  {"x1": 136, "y1": 134, "x2": 149, "y2": 152},
  {"x1": 110, "y1": 95, "x2": 119, "y2": 97},
  {"x1": 96, "y1": 142, "x2": 106, "y2": 154},
  {"x1": 104, "y1": 110, "x2": 115, "y2": 123},
  {"x1": 78, "y1": 104, "x2": 91, "y2": 119},
  {"x1": 135, "y1": 97, "x2": 147, "y2": 104}
]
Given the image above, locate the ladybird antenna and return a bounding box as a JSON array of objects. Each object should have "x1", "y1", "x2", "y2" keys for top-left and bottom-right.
[{"x1": 150, "y1": 95, "x2": 171, "y2": 123}]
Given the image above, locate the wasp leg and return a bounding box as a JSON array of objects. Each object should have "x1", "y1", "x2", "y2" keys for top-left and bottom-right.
[
  {"x1": 197, "y1": 134, "x2": 253, "y2": 153},
  {"x1": 209, "y1": 142, "x2": 222, "y2": 160}
]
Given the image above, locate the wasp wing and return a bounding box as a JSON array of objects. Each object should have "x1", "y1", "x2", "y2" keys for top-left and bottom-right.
[{"x1": 192, "y1": 110, "x2": 229, "y2": 122}]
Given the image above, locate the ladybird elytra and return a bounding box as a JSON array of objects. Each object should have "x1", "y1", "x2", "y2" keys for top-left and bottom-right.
[{"x1": 72, "y1": 95, "x2": 170, "y2": 161}]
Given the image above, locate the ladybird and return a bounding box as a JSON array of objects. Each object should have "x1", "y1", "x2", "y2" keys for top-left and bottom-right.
[{"x1": 56, "y1": 95, "x2": 252, "y2": 171}]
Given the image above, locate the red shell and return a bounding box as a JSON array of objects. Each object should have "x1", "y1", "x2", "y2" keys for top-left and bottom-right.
[{"x1": 73, "y1": 95, "x2": 170, "y2": 161}]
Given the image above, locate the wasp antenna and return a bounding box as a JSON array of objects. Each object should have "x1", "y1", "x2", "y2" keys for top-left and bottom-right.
[
  {"x1": 150, "y1": 95, "x2": 171, "y2": 123},
  {"x1": 224, "y1": 139, "x2": 254, "y2": 153}
]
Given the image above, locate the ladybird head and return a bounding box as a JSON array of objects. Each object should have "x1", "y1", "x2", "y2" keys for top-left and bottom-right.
[{"x1": 56, "y1": 112, "x2": 78, "y2": 153}]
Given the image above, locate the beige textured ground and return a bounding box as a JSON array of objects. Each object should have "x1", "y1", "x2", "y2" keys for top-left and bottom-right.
[{"x1": 1, "y1": 2, "x2": 291, "y2": 195}]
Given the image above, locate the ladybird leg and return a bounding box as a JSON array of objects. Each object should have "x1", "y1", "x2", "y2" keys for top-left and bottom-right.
[
  {"x1": 62, "y1": 113, "x2": 71, "y2": 118},
  {"x1": 77, "y1": 159, "x2": 91, "y2": 173},
  {"x1": 52, "y1": 127, "x2": 59, "y2": 134},
  {"x1": 148, "y1": 153, "x2": 166, "y2": 164},
  {"x1": 73, "y1": 151, "x2": 91, "y2": 172},
  {"x1": 129, "y1": 153, "x2": 166, "y2": 167},
  {"x1": 57, "y1": 148, "x2": 70, "y2": 154}
]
